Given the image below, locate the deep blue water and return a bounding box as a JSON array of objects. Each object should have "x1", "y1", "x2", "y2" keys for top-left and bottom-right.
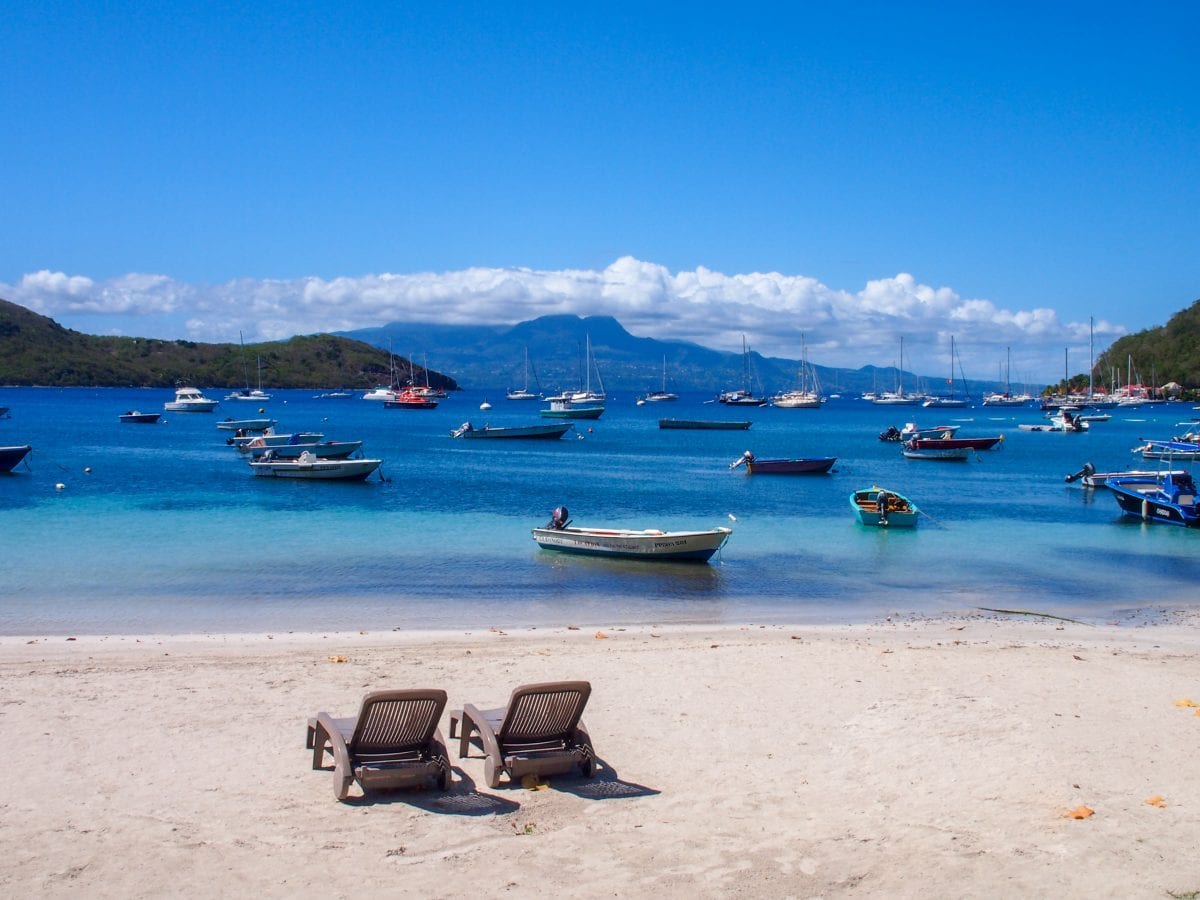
[{"x1": 2, "y1": 386, "x2": 1198, "y2": 633}]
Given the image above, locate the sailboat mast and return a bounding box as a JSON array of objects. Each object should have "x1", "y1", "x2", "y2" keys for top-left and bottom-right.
[{"x1": 1088, "y1": 317, "x2": 1094, "y2": 400}]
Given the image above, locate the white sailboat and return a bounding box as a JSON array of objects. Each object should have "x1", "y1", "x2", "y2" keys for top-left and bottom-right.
[
  {"x1": 507, "y1": 347, "x2": 541, "y2": 400},
  {"x1": 225, "y1": 333, "x2": 273, "y2": 402},
  {"x1": 643, "y1": 356, "x2": 678, "y2": 402},
  {"x1": 569, "y1": 333, "x2": 606, "y2": 404},
  {"x1": 982, "y1": 347, "x2": 1030, "y2": 406},
  {"x1": 773, "y1": 335, "x2": 822, "y2": 408},
  {"x1": 923, "y1": 335, "x2": 970, "y2": 408},
  {"x1": 873, "y1": 336, "x2": 921, "y2": 405}
]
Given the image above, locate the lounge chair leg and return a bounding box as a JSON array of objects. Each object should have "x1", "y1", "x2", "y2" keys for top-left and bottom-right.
[
  {"x1": 457, "y1": 713, "x2": 476, "y2": 759},
  {"x1": 484, "y1": 755, "x2": 501, "y2": 789},
  {"x1": 311, "y1": 721, "x2": 330, "y2": 770},
  {"x1": 333, "y1": 760, "x2": 354, "y2": 801}
]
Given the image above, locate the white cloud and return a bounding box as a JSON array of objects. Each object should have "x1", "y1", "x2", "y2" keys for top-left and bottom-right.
[{"x1": 1, "y1": 257, "x2": 1124, "y2": 379}]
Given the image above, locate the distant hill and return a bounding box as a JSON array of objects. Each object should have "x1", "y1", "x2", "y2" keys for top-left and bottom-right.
[
  {"x1": 341, "y1": 313, "x2": 915, "y2": 395},
  {"x1": 0, "y1": 298, "x2": 457, "y2": 390},
  {"x1": 1096, "y1": 298, "x2": 1200, "y2": 388}
]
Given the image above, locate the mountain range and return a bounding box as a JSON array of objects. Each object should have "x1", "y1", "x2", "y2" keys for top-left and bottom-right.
[{"x1": 339, "y1": 314, "x2": 938, "y2": 396}]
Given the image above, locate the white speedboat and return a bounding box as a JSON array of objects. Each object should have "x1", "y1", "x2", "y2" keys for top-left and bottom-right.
[
  {"x1": 164, "y1": 387, "x2": 219, "y2": 412},
  {"x1": 531, "y1": 507, "x2": 731, "y2": 563},
  {"x1": 248, "y1": 450, "x2": 381, "y2": 480},
  {"x1": 216, "y1": 417, "x2": 276, "y2": 432}
]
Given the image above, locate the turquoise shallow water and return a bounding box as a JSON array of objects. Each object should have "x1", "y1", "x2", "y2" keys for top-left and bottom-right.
[{"x1": 2, "y1": 387, "x2": 1198, "y2": 633}]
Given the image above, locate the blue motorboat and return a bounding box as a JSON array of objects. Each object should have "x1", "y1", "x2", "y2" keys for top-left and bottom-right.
[{"x1": 1106, "y1": 470, "x2": 1200, "y2": 527}]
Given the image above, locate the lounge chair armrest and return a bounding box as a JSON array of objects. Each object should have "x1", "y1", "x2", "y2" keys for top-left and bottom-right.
[{"x1": 315, "y1": 711, "x2": 353, "y2": 774}]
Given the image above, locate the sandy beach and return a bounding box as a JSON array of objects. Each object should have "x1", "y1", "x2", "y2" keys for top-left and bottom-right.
[{"x1": 2, "y1": 613, "x2": 1199, "y2": 898}]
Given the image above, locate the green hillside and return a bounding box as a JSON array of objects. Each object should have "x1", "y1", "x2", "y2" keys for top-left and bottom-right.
[
  {"x1": 0, "y1": 298, "x2": 458, "y2": 390},
  {"x1": 1095, "y1": 299, "x2": 1200, "y2": 388}
]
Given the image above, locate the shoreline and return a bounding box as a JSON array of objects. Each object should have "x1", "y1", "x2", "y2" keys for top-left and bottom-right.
[{"x1": 3, "y1": 616, "x2": 1199, "y2": 896}]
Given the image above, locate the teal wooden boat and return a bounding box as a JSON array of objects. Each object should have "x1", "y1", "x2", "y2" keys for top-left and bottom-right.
[{"x1": 851, "y1": 486, "x2": 919, "y2": 527}]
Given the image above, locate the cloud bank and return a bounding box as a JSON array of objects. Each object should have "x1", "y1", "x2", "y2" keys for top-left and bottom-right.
[{"x1": 2, "y1": 258, "x2": 1122, "y2": 379}]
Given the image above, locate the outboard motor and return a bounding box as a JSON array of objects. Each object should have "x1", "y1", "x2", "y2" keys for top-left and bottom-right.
[
  {"x1": 879, "y1": 425, "x2": 901, "y2": 443},
  {"x1": 547, "y1": 506, "x2": 570, "y2": 529},
  {"x1": 1065, "y1": 461, "x2": 1096, "y2": 483}
]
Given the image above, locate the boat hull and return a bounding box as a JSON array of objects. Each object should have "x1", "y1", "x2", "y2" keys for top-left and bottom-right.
[
  {"x1": 901, "y1": 444, "x2": 970, "y2": 461},
  {"x1": 1107, "y1": 475, "x2": 1200, "y2": 526},
  {"x1": 119, "y1": 412, "x2": 161, "y2": 424},
  {"x1": 164, "y1": 401, "x2": 219, "y2": 412},
  {"x1": 743, "y1": 457, "x2": 836, "y2": 475},
  {"x1": 541, "y1": 405, "x2": 604, "y2": 419},
  {"x1": 531, "y1": 526, "x2": 732, "y2": 562},
  {"x1": 249, "y1": 457, "x2": 382, "y2": 480},
  {"x1": 1, "y1": 445, "x2": 32, "y2": 473},
  {"x1": 453, "y1": 423, "x2": 573, "y2": 439},
  {"x1": 247, "y1": 441, "x2": 363, "y2": 460},
  {"x1": 659, "y1": 419, "x2": 751, "y2": 430},
  {"x1": 216, "y1": 418, "x2": 276, "y2": 431},
  {"x1": 850, "y1": 488, "x2": 919, "y2": 527},
  {"x1": 905, "y1": 436, "x2": 1002, "y2": 451}
]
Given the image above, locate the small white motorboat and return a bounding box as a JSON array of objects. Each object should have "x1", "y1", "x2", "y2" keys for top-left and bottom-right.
[
  {"x1": 248, "y1": 450, "x2": 382, "y2": 480},
  {"x1": 216, "y1": 417, "x2": 276, "y2": 432},
  {"x1": 531, "y1": 506, "x2": 731, "y2": 563}
]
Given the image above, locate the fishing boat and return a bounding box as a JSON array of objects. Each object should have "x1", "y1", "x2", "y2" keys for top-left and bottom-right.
[
  {"x1": 164, "y1": 386, "x2": 219, "y2": 412},
  {"x1": 0, "y1": 445, "x2": 32, "y2": 473},
  {"x1": 540, "y1": 397, "x2": 604, "y2": 419},
  {"x1": 216, "y1": 417, "x2": 276, "y2": 432},
  {"x1": 903, "y1": 434, "x2": 1003, "y2": 451},
  {"x1": 384, "y1": 388, "x2": 438, "y2": 410},
  {"x1": 850, "y1": 486, "x2": 919, "y2": 527},
  {"x1": 507, "y1": 347, "x2": 541, "y2": 400},
  {"x1": 231, "y1": 430, "x2": 325, "y2": 452},
  {"x1": 1018, "y1": 411, "x2": 1088, "y2": 433},
  {"x1": 659, "y1": 419, "x2": 751, "y2": 430},
  {"x1": 923, "y1": 335, "x2": 971, "y2": 408},
  {"x1": 1133, "y1": 439, "x2": 1200, "y2": 461},
  {"x1": 246, "y1": 440, "x2": 363, "y2": 460},
  {"x1": 728, "y1": 450, "x2": 836, "y2": 474},
  {"x1": 1064, "y1": 462, "x2": 1188, "y2": 488},
  {"x1": 248, "y1": 450, "x2": 382, "y2": 480},
  {"x1": 119, "y1": 410, "x2": 161, "y2": 424},
  {"x1": 901, "y1": 441, "x2": 970, "y2": 461},
  {"x1": 450, "y1": 421, "x2": 574, "y2": 440},
  {"x1": 880, "y1": 423, "x2": 959, "y2": 443},
  {"x1": 531, "y1": 506, "x2": 732, "y2": 563},
  {"x1": 1106, "y1": 470, "x2": 1200, "y2": 527}
]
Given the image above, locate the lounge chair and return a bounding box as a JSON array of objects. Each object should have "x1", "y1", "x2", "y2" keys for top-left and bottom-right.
[
  {"x1": 306, "y1": 689, "x2": 450, "y2": 800},
  {"x1": 449, "y1": 681, "x2": 596, "y2": 788}
]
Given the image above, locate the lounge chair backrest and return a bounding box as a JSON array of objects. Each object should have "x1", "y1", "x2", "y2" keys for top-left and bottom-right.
[
  {"x1": 352, "y1": 689, "x2": 447, "y2": 753},
  {"x1": 499, "y1": 681, "x2": 591, "y2": 742}
]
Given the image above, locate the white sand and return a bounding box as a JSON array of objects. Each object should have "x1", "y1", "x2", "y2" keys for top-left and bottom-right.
[{"x1": 2, "y1": 615, "x2": 1199, "y2": 897}]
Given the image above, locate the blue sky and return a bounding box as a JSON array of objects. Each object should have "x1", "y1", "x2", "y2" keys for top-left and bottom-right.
[{"x1": 2, "y1": 2, "x2": 1197, "y2": 382}]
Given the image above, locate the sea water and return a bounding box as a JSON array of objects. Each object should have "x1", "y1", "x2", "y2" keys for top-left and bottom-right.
[{"x1": 1, "y1": 387, "x2": 1198, "y2": 634}]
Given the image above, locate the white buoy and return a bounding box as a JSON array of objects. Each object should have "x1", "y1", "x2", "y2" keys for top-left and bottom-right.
[
  {"x1": 84, "y1": 467, "x2": 92, "y2": 474},
  {"x1": 480, "y1": 400, "x2": 492, "y2": 410},
  {"x1": 55, "y1": 483, "x2": 66, "y2": 491}
]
